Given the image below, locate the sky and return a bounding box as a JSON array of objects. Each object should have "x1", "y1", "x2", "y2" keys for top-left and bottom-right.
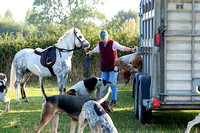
[{"x1": 0, "y1": 0, "x2": 140, "y2": 22}]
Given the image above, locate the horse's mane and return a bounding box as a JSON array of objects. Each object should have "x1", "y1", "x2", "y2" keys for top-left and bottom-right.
[{"x1": 57, "y1": 28, "x2": 79, "y2": 43}]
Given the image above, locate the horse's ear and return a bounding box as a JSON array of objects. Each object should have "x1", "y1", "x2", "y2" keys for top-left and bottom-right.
[{"x1": 74, "y1": 28, "x2": 77, "y2": 34}]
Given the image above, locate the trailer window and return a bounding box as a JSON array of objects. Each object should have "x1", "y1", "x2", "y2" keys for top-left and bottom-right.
[
  {"x1": 143, "y1": 4, "x2": 145, "y2": 14},
  {"x1": 149, "y1": 1, "x2": 151, "y2": 11},
  {"x1": 152, "y1": 0, "x2": 154, "y2": 9}
]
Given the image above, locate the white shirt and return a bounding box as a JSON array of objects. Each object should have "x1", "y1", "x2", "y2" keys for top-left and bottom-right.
[{"x1": 93, "y1": 41, "x2": 125, "y2": 53}]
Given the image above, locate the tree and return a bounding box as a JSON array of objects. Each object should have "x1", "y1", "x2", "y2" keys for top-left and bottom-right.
[
  {"x1": 4, "y1": 9, "x2": 15, "y2": 22},
  {"x1": 0, "y1": 14, "x2": 3, "y2": 21},
  {"x1": 111, "y1": 9, "x2": 138, "y2": 26},
  {"x1": 0, "y1": 21, "x2": 21, "y2": 35},
  {"x1": 30, "y1": 0, "x2": 106, "y2": 29}
]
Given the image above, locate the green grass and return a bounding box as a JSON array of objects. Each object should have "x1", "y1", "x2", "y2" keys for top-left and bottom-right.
[{"x1": 0, "y1": 81, "x2": 200, "y2": 133}]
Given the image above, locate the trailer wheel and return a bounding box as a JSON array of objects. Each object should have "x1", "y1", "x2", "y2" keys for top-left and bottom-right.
[
  {"x1": 134, "y1": 73, "x2": 145, "y2": 119},
  {"x1": 138, "y1": 75, "x2": 152, "y2": 124},
  {"x1": 132, "y1": 77, "x2": 136, "y2": 98},
  {"x1": 134, "y1": 80, "x2": 139, "y2": 119}
]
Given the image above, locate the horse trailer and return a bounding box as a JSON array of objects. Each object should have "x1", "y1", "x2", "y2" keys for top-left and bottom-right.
[{"x1": 135, "y1": 0, "x2": 200, "y2": 124}]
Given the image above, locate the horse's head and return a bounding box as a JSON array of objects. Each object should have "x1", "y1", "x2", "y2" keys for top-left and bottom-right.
[
  {"x1": 73, "y1": 28, "x2": 90, "y2": 49},
  {"x1": 57, "y1": 28, "x2": 90, "y2": 50}
]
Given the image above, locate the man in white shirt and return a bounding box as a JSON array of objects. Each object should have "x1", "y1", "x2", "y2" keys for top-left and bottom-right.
[{"x1": 87, "y1": 30, "x2": 137, "y2": 106}]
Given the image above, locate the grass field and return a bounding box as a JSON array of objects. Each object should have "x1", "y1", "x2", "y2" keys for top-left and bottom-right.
[{"x1": 0, "y1": 80, "x2": 200, "y2": 133}]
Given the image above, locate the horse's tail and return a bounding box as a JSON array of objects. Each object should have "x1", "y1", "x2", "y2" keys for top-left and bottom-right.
[
  {"x1": 97, "y1": 87, "x2": 111, "y2": 104},
  {"x1": 34, "y1": 64, "x2": 47, "y2": 100},
  {"x1": 9, "y1": 61, "x2": 16, "y2": 91}
]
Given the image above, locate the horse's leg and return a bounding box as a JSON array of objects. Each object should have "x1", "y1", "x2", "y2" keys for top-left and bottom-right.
[
  {"x1": 15, "y1": 75, "x2": 24, "y2": 104},
  {"x1": 20, "y1": 71, "x2": 32, "y2": 103},
  {"x1": 57, "y1": 75, "x2": 63, "y2": 95},
  {"x1": 57, "y1": 74, "x2": 68, "y2": 95},
  {"x1": 62, "y1": 74, "x2": 68, "y2": 93}
]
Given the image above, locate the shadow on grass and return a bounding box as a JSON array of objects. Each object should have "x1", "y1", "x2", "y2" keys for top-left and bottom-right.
[{"x1": 1, "y1": 84, "x2": 200, "y2": 133}]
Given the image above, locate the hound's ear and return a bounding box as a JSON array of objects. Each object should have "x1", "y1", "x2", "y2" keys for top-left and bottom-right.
[
  {"x1": 125, "y1": 65, "x2": 132, "y2": 71},
  {"x1": 65, "y1": 89, "x2": 76, "y2": 95},
  {"x1": 103, "y1": 79, "x2": 107, "y2": 86},
  {"x1": 103, "y1": 79, "x2": 111, "y2": 86},
  {"x1": 0, "y1": 73, "x2": 7, "y2": 83},
  {"x1": 139, "y1": 58, "x2": 143, "y2": 65}
]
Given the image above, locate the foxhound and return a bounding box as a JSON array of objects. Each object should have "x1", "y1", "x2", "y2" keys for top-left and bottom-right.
[
  {"x1": 122, "y1": 53, "x2": 143, "y2": 83},
  {"x1": 34, "y1": 65, "x2": 112, "y2": 133}
]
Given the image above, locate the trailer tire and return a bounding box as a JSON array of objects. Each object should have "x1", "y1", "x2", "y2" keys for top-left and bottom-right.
[
  {"x1": 138, "y1": 75, "x2": 152, "y2": 124},
  {"x1": 134, "y1": 73, "x2": 145, "y2": 119},
  {"x1": 134, "y1": 80, "x2": 139, "y2": 119},
  {"x1": 132, "y1": 77, "x2": 136, "y2": 98}
]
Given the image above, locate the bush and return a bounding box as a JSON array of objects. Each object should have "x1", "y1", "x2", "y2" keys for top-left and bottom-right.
[{"x1": 0, "y1": 17, "x2": 139, "y2": 82}]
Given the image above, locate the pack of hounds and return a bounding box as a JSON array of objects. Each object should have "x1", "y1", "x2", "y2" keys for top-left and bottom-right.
[{"x1": 1, "y1": 51, "x2": 199, "y2": 133}]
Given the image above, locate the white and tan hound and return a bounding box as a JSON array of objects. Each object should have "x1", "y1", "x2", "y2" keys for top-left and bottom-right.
[
  {"x1": 114, "y1": 53, "x2": 137, "y2": 72},
  {"x1": 65, "y1": 77, "x2": 111, "y2": 99},
  {"x1": 185, "y1": 86, "x2": 200, "y2": 133},
  {"x1": 122, "y1": 53, "x2": 143, "y2": 83},
  {"x1": 78, "y1": 87, "x2": 118, "y2": 133}
]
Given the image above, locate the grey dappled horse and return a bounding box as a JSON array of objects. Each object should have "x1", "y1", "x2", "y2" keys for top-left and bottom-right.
[{"x1": 9, "y1": 28, "x2": 90, "y2": 104}]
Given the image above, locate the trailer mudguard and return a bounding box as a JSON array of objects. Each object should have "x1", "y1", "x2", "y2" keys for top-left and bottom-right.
[{"x1": 139, "y1": 75, "x2": 151, "y2": 100}]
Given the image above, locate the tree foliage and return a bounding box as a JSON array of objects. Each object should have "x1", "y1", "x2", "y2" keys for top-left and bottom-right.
[
  {"x1": 0, "y1": 2, "x2": 140, "y2": 80},
  {"x1": 29, "y1": 0, "x2": 106, "y2": 29},
  {"x1": 111, "y1": 9, "x2": 138, "y2": 26},
  {"x1": 4, "y1": 9, "x2": 15, "y2": 22}
]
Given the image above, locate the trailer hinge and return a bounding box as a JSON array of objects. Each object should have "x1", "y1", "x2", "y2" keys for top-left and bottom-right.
[{"x1": 158, "y1": 25, "x2": 167, "y2": 34}]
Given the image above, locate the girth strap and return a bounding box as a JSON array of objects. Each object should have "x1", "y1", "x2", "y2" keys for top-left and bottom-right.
[{"x1": 48, "y1": 66, "x2": 56, "y2": 76}]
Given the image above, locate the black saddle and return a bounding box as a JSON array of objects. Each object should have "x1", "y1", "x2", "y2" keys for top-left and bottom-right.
[{"x1": 34, "y1": 46, "x2": 56, "y2": 76}]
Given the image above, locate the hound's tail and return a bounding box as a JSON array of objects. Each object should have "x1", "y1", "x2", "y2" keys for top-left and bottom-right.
[
  {"x1": 9, "y1": 61, "x2": 16, "y2": 91},
  {"x1": 98, "y1": 87, "x2": 111, "y2": 104},
  {"x1": 34, "y1": 64, "x2": 47, "y2": 100}
]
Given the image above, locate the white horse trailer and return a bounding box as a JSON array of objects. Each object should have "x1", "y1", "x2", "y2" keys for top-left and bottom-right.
[{"x1": 134, "y1": 0, "x2": 200, "y2": 124}]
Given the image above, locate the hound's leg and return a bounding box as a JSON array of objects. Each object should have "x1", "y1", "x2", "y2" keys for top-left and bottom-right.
[
  {"x1": 70, "y1": 118, "x2": 78, "y2": 133},
  {"x1": 78, "y1": 111, "x2": 87, "y2": 133},
  {"x1": 20, "y1": 72, "x2": 32, "y2": 103},
  {"x1": 185, "y1": 113, "x2": 200, "y2": 133},
  {"x1": 52, "y1": 113, "x2": 59, "y2": 133},
  {"x1": 35, "y1": 104, "x2": 55, "y2": 133},
  {"x1": 5, "y1": 98, "x2": 10, "y2": 112}
]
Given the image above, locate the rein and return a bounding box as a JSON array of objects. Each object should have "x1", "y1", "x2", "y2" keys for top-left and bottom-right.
[{"x1": 84, "y1": 49, "x2": 90, "y2": 78}]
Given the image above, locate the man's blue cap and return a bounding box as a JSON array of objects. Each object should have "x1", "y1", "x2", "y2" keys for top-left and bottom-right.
[{"x1": 100, "y1": 30, "x2": 108, "y2": 40}]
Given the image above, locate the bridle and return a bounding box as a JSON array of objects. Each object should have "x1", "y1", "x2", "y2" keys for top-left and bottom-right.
[
  {"x1": 56, "y1": 29, "x2": 87, "y2": 52},
  {"x1": 74, "y1": 29, "x2": 86, "y2": 47}
]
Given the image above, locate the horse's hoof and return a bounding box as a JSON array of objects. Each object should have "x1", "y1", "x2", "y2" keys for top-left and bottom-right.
[
  {"x1": 16, "y1": 101, "x2": 21, "y2": 104},
  {"x1": 24, "y1": 99, "x2": 30, "y2": 103}
]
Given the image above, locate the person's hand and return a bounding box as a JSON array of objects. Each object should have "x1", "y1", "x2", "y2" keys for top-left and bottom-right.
[
  {"x1": 134, "y1": 46, "x2": 138, "y2": 50},
  {"x1": 133, "y1": 46, "x2": 139, "y2": 51},
  {"x1": 87, "y1": 51, "x2": 93, "y2": 56}
]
